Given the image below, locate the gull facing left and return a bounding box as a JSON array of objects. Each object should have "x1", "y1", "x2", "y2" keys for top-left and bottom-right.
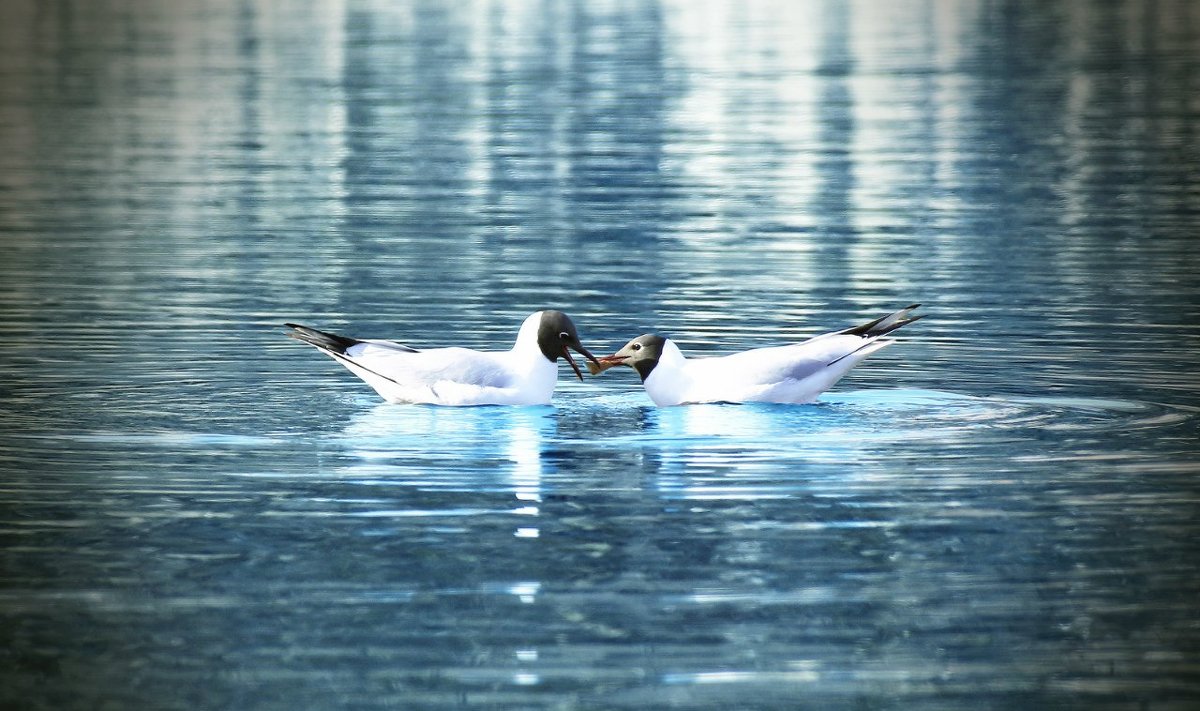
[
  {"x1": 591, "y1": 305, "x2": 924, "y2": 406},
  {"x1": 285, "y1": 310, "x2": 598, "y2": 406}
]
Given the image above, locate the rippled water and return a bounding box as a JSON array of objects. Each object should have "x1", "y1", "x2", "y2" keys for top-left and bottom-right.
[{"x1": 2, "y1": 0, "x2": 1200, "y2": 709}]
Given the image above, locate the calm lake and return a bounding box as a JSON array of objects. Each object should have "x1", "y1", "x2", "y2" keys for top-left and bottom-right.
[{"x1": 2, "y1": 0, "x2": 1199, "y2": 709}]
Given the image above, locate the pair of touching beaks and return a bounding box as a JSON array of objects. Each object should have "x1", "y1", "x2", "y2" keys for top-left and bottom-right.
[{"x1": 567, "y1": 337, "x2": 650, "y2": 379}]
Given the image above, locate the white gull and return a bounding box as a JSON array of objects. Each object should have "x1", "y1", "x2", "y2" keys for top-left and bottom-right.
[
  {"x1": 286, "y1": 310, "x2": 598, "y2": 406},
  {"x1": 591, "y1": 305, "x2": 924, "y2": 406}
]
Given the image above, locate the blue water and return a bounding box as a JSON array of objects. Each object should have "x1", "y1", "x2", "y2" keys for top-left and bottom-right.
[{"x1": 3, "y1": 0, "x2": 1200, "y2": 709}]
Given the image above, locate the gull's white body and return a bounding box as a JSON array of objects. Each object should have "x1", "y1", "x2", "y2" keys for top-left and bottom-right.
[
  {"x1": 294, "y1": 312, "x2": 561, "y2": 406},
  {"x1": 640, "y1": 333, "x2": 893, "y2": 406}
]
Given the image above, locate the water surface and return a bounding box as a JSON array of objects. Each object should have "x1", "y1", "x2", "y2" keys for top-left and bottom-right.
[{"x1": 2, "y1": 1, "x2": 1199, "y2": 709}]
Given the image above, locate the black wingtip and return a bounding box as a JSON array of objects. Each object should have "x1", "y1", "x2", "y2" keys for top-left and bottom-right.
[
  {"x1": 842, "y1": 305, "x2": 925, "y2": 338},
  {"x1": 891, "y1": 313, "x2": 925, "y2": 332},
  {"x1": 284, "y1": 322, "x2": 362, "y2": 355}
]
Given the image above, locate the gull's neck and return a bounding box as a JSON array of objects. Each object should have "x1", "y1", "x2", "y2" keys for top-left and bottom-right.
[
  {"x1": 511, "y1": 312, "x2": 546, "y2": 357},
  {"x1": 642, "y1": 339, "x2": 690, "y2": 405},
  {"x1": 508, "y1": 312, "x2": 559, "y2": 387}
]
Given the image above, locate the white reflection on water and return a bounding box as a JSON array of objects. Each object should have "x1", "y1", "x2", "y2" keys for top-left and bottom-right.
[{"x1": 338, "y1": 403, "x2": 555, "y2": 532}]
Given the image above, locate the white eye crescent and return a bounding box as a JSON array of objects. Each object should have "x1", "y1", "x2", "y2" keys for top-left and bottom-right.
[{"x1": 558, "y1": 331, "x2": 570, "y2": 340}]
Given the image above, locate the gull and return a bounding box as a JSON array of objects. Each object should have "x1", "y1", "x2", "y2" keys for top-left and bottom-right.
[
  {"x1": 590, "y1": 305, "x2": 923, "y2": 406},
  {"x1": 285, "y1": 310, "x2": 598, "y2": 406}
]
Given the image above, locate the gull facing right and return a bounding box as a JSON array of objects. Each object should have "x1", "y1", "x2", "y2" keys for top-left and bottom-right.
[
  {"x1": 590, "y1": 305, "x2": 924, "y2": 406},
  {"x1": 285, "y1": 310, "x2": 598, "y2": 406}
]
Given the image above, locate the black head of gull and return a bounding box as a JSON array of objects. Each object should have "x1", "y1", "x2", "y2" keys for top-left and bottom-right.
[
  {"x1": 596, "y1": 334, "x2": 667, "y2": 382},
  {"x1": 536, "y1": 310, "x2": 599, "y2": 381}
]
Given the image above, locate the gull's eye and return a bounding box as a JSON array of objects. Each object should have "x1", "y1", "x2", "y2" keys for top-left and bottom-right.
[
  {"x1": 632, "y1": 343, "x2": 642, "y2": 351},
  {"x1": 559, "y1": 331, "x2": 571, "y2": 340}
]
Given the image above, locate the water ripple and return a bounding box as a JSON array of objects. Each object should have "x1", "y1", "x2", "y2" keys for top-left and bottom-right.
[{"x1": 3, "y1": 0, "x2": 1200, "y2": 708}]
